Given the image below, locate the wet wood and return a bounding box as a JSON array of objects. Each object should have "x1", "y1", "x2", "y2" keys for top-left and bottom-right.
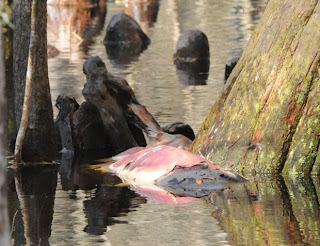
[
  {"x1": 56, "y1": 57, "x2": 144, "y2": 157},
  {"x1": 56, "y1": 56, "x2": 194, "y2": 156},
  {"x1": 82, "y1": 56, "x2": 139, "y2": 153},
  {"x1": 104, "y1": 13, "x2": 150, "y2": 64},
  {"x1": 13, "y1": 0, "x2": 57, "y2": 162},
  {"x1": 192, "y1": 0, "x2": 320, "y2": 175},
  {"x1": 14, "y1": 0, "x2": 36, "y2": 165}
]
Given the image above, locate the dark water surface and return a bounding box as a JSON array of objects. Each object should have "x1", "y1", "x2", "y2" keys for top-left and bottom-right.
[{"x1": 7, "y1": 0, "x2": 320, "y2": 245}]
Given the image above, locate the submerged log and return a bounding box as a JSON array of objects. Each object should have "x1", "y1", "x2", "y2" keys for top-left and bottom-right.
[{"x1": 192, "y1": 0, "x2": 320, "y2": 175}]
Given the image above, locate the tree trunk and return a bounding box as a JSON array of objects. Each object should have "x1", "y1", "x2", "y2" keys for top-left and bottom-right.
[
  {"x1": 0, "y1": 22, "x2": 10, "y2": 246},
  {"x1": 2, "y1": 13, "x2": 16, "y2": 145},
  {"x1": 14, "y1": 0, "x2": 36, "y2": 165},
  {"x1": 191, "y1": 0, "x2": 320, "y2": 176},
  {"x1": 13, "y1": 0, "x2": 57, "y2": 162}
]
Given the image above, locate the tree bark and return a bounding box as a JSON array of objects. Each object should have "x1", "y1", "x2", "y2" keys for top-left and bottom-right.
[
  {"x1": 0, "y1": 21, "x2": 10, "y2": 246},
  {"x1": 191, "y1": 0, "x2": 320, "y2": 176},
  {"x1": 14, "y1": 0, "x2": 36, "y2": 165},
  {"x1": 13, "y1": 0, "x2": 57, "y2": 162}
]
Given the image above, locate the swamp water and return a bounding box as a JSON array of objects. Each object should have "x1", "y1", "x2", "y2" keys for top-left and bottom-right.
[{"x1": 7, "y1": 0, "x2": 320, "y2": 245}]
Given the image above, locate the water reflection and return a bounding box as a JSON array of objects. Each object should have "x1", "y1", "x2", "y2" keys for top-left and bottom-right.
[
  {"x1": 7, "y1": 163, "x2": 320, "y2": 245},
  {"x1": 209, "y1": 176, "x2": 320, "y2": 245},
  {"x1": 122, "y1": 0, "x2": 160, "y2": 30},
  {"x1": 175, "y1": 59, "x2": 210, "y2": 85},
  {"x1": 8, "y1": 166, "x2": 57, "y2": 246},
  {"x1": 83, "y1": 186, "x2": 144, "y2": 235},
  {"x1": 58, "y1": 157, "x2": 146, "y2": 236},
  {"x1": 9, "y1": 0, "x2": 320, "y2": 245},
  {"x1": 47, "y1": 0, "x2": 106, "y2": 59},
  {"x1": 47, "y1": 0, "x2": 108, "y2": 114}
]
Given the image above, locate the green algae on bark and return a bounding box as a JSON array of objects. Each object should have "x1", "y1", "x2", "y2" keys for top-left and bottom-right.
[{"x1": 192, "y1": 0, "x2": 320, "y2": 175}]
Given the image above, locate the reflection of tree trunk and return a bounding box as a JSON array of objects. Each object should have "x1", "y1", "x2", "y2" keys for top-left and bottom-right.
[
  {"x1": 123, "y1": 0, "x2": 160, "y2": 30},
  {"x1": 47, "y1": 1, "x2": 107, "y2": 59},
  {"x1": 14, "y1": 174, "x2": 31, "y2": 245},
  {"x1": 276, "y1": 176, "x2": 304, "y2": 245},
  {"x1": 13, "y1": 0, "x2": 57, "y2": 162},
  {"x1": 313, "y1": 176, "x2": 320, "y2": 207},
  {"x1": 168, "y1": 0, "x2": 181, "y2": 45},
  {"x1": 12, "y1": 167, "x2": 58, "y2": 245},
  {"x1": 0, "y1": 21, "x2": 10, "y2": 246},
  {"x1": 209, "y1": 177, "x2": 307, "y2": 245},
  {"x1": 192, "y1": 1, "x2": 320, "y2": 175},
  {"x1": 284, "y1": 176, "x2": 320, "y2": 245},
  {"x1": 3, "y1": 21, "x2": 16, "y2": 142}
]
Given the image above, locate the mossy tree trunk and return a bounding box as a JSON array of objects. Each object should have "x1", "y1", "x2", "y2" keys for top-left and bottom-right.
[
  {"x1": 191, "y1": 0, "x2": 320, "y2": 176},
  {"x1": 13, "y1": 0, "x2": 57, "y2": 162}
]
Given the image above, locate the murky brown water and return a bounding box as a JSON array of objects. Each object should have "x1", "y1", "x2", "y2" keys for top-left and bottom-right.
[{"x1": 7, "y1": 0, "x2": 320, "y2": 245}]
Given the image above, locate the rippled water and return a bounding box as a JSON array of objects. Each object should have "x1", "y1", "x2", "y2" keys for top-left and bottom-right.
[
  {"x1": 48, "y1": 0, "x2": 263, "y2": 132},
  {"x1": 8, "y1": 0, "x2": 320, "y2": 245}
]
